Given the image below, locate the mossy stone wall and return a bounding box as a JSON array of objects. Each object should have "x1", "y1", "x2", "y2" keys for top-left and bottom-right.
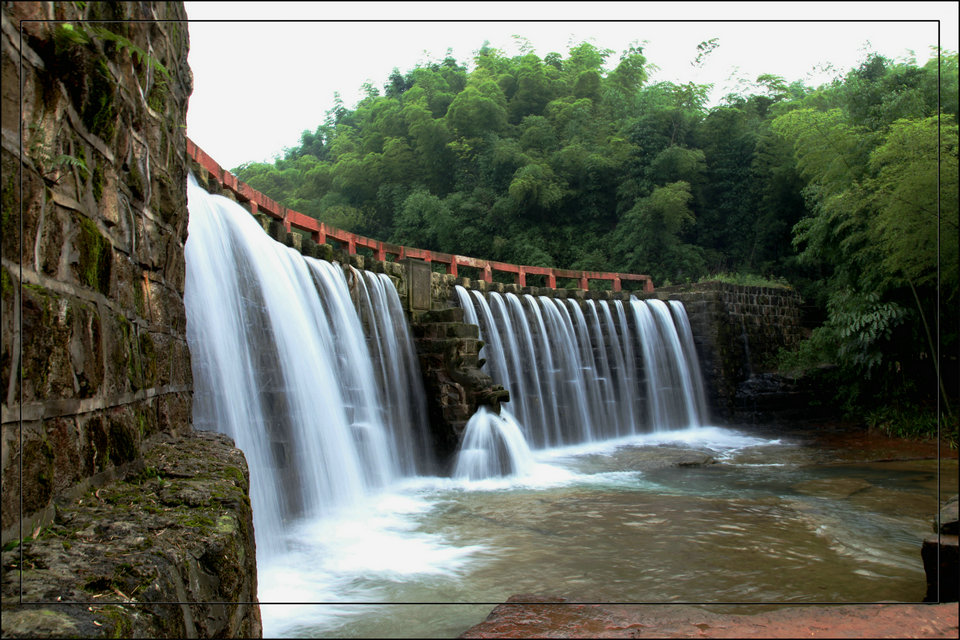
[
  {"x1": 653, "y1": 281, "x2": 804, "y2": 419},
  {"x1": 1, "y1": 2, "x2": 193, "y2": 542},
  {"x1": 3, "y1": 5, "x2": 262, "y2": 637}
]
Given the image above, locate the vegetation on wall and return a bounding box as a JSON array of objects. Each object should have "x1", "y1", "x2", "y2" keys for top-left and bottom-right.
[{"x1": 232, "y1": 40, "x2": 958, "y2": 441}]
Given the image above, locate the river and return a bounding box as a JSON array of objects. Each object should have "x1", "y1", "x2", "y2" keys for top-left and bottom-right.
[{"x1": 256, "y1": 422, "x2": 953, "y2": 638}]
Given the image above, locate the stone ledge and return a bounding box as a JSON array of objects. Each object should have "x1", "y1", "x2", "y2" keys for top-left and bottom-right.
[{"x1": 1, "y1": 430, "x2": 261, "y2": 638}]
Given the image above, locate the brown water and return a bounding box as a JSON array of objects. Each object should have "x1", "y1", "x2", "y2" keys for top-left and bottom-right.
[{"x1": 259, "y1": 423, "x2": 956, "y2": 638}]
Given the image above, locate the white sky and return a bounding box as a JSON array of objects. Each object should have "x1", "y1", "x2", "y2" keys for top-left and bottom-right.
[{"x1": 183, "y1": 1, "x2": 959, "y2": 170}]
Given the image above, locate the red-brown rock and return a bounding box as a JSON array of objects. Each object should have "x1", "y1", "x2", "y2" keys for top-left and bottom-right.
[{"x1": 460, "y1": 594, "x2": 959, "y2": 638}]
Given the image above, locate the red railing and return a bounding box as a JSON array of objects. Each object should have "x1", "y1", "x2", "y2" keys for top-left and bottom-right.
[{"x1": 186, "y1": 138, "x2": 654, "y2": 292}]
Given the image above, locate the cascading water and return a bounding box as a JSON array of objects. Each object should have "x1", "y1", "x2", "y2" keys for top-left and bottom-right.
[
  {"x1": 455, "y1": 286, "x2": 710, "y2": 451},
  {"x1": 452, "y1": 407, "x2": 534, "y2": 481},
  {"x1": 176, "y1": 177, "x2": 925, "y2": 640},
  {"x1": 184, "y1": 175, "x2": 433, "y2": 559}
]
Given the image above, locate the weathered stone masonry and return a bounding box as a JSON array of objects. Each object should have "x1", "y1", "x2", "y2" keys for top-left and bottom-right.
[
  {"x1": 1, "y1": 1, "x2": 194, "y2": 540},
  {"x1": 654, "y1": 281, "x2": 804, "y2": 420},
  {"x1": 2, "y1": 3, "x2": 260, "y2": 637}
]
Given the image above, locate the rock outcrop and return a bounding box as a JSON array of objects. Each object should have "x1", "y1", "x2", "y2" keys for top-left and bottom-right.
[
  {"x1": 2, "y1": 431, "x2": 261, "y2": 638},
  {"x1": 460, "y1": 594, "x2": 959, "y2": 638},
  {"x1": 411, "y1": 306, "x2": 509, "y2": 469}
]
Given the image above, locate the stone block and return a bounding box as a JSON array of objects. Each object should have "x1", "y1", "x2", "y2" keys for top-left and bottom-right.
[
  {"x1": 36, "y1": 203, "x2": 68, "y2": 279},
  {"x1": 19, "y1": 284, "x2": 75, "y2": 403},
  {"x1": 1, "y1": 422, "x2": 53, "y2": 531},
  {"x1": 267, "y1": 220, "x2": 285, "y2": 242},
  {"x1": 289, "y1": 232, "x2": 303, "y2": 251},
  {"x1": 446, "y1": 323, "x2": 479, "y2": 339},
  {"x1": 403, "y1": 258, "x2": 432, "y2": 313},
  {"x1": 419, "y1": 307, "x2": 465, "y2": 324},
  {"x1": 316, "y1": 242, "x2": 334, "y2": 262},
  {"x1": 66, "y1": 298, "x2": 103, "y2": 399},
  {"x1": 384, "y1": 261, "x2": 404, "y2": 278},
  {"x1": 157, "y1": 391, "x2": 192, "y2": 438},
  {"x1": 922, "y1": 534, "x2": 958, "y2": 602}
]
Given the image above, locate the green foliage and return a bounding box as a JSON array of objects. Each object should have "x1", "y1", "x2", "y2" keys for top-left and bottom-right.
[
  {"x1": 865, "y1": 405, "x2": 953, "y2": 445},
  {"x1": 866, "y1": 116, "x2": 959, "y2": 295},
  {"x1": 231, "y1": 42, "x2": 957, "y2": 429},
  {"x1": 697, "y1": 272, "x2": 793, "y2": 289},
  {"x1": 824, "y1": 288, "x2": 908, "y2": 376}
]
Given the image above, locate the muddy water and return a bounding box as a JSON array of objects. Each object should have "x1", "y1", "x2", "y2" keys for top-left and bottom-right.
[{"x1": 260, "y1": 424, "x2": 956, "y2": 639}]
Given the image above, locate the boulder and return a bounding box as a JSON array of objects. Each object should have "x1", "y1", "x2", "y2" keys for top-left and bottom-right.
[{"x1": 922, "y1": 494, "x2": 959, "y2": 602}]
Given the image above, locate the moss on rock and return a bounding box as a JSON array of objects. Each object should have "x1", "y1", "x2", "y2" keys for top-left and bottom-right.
[{"x1": 75, "y1": 214, "x2": 112, "y2": 295}]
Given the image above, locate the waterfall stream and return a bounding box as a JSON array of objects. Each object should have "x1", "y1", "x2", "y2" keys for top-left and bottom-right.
[
  {"x1": 454, "y1": 286, "x2": 710, "y2": 453},
  {"x1": 185, "y1": 175, "x2": 433, "y2": 559}
]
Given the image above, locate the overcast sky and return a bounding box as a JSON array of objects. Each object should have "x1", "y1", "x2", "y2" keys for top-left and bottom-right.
[{"x1": 183, "y1": 2, "x2": 959, "y2": 170}]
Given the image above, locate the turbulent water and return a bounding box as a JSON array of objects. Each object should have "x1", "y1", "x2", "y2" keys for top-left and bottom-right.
[{"x1": 184, "y1": 179, "x2": 949, "y2": 639}]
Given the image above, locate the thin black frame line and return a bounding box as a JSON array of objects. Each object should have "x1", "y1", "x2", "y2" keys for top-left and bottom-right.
[
  {"x1": 935, "y1": 17, "x2": 942, "y2": 606},
  {"x1": 16, "y1": 18, "x2": 943, "y2": 25},
  {"x1": 10, "y1": 599, "x2": 936, "y2": 607},
  {"x1": 10, "y1": 11, "x2": 950, "y2": 612}
]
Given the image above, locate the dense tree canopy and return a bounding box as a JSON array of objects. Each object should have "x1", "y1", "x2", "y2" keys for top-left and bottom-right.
[{"x1": 232, "y1": 43, "x2": 958, "y2": 437}]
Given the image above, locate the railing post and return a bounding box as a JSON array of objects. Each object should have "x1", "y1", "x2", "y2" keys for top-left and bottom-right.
[
  {"x1": 548, "y1": 271, "x2": 556, "y2": 289},
  {"x1": 448, "y1": 259, "x2": 458, "y2": 277},
  {"x1": 483, "y1": 263, "x2": 492, "y2": 283},
  {"x1": 518, "y1": 267, "x2": 526, "y2": 287},
  {"x1": 613, "y1": 276, "x2": 621, "y2": 293},
  {"x1": 579, "y1": 275, "x2": 589, "y2": 290},
  {"x1": 644, "y1": 277, "x2": 654, "y2": 293}
]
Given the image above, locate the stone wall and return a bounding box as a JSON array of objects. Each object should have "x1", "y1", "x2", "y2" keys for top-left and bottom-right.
[
  {"x1": 2, "y1": 1, "x2": 194, "y2": 539},
  {"x1": 1, "y1": 4, "x2": 261, "y2": 637},
  {"x1": 654, "y1": 281, "x2": 805, "y2": 420}
]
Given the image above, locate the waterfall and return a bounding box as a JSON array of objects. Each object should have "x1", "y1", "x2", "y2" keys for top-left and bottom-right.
[
  {"x1": 452, "y1": 408, "x2": 534, "y2": 481},
  {"x1": 184, "y1": 175, "x2": 432, "y2": 559},
  {"x1": 455, "y1": 286, "x2": 709, "y2": 448}
]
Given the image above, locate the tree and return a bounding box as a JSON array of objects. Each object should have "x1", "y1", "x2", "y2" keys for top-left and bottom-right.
[
  {"x1": 866, "y1": 116, "x2": 958, "y2": 294},
  {"x1": 445, "y1": 85, "x2": 507, "y2": 138},
  {"x1": 615, "y1": 181, "x2": 704, "y2": 283}
]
